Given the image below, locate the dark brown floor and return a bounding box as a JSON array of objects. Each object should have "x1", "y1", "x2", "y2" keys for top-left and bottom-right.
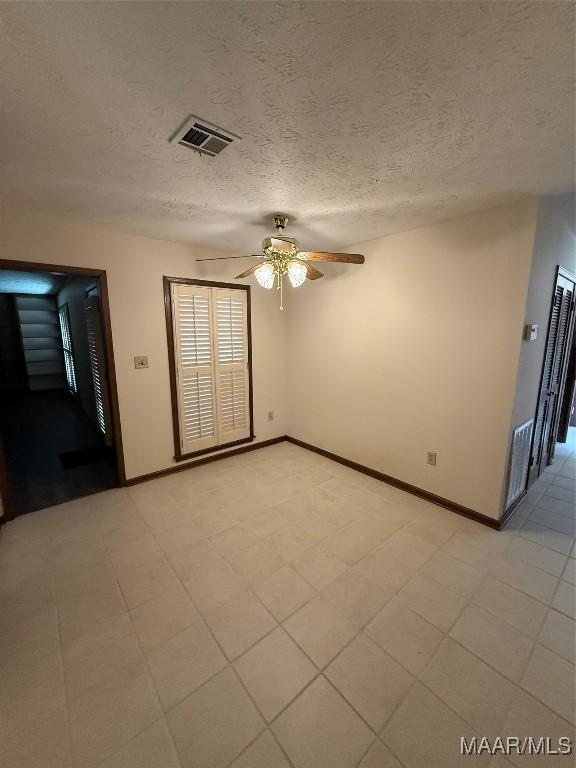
[{"x1": 0, "y1": 388, "x2": 117, "y2": 516}]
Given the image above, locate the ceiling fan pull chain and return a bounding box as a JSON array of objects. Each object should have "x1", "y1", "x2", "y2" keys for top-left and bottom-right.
[{"x1": 280, "y1": 273, "x2": 284, "y2": 311}]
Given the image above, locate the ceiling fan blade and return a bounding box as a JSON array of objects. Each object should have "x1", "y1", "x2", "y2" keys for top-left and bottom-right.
[
  {"x1": 196, "y1": 255, "x2": 262, "y2": 262},
  {"x1": 294, "y1": 259, "x2": 323, "y2": 280},
  {"x1": 235, "y1": 263, "x2": 263, "y2": 279},
  {"x1": 302, "y1": 252, "x2": 365, "y2": 264}
]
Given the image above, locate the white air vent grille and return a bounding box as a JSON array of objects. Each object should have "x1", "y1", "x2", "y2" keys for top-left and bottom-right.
[
  {"x1": 505, "y1": 419, "x2": 533, "y2": 510},
  {"x1": 171, "y1": 115, "x2": 240, "y2": 157}
]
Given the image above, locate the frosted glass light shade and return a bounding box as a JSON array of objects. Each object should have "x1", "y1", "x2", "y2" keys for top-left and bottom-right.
[
  {"x1": 255, "y1": 262, "x2": 275, "y2": 289},
  {"x1": 287, "y1": 260, "x2": 307, "y2": 288}
]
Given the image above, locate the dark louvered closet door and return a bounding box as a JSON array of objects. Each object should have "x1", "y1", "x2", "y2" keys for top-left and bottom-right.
[
  {"x1": 529, "y1": 269, "x2": 576, "y2": 482},
  {"x1": 544, "y1": 280, "x2": 575, "y2": 464}
]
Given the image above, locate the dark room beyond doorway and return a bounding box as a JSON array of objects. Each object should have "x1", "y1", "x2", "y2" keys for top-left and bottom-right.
[{"x1": 0, "y1": 267, "x2": 119, "y2": 518}]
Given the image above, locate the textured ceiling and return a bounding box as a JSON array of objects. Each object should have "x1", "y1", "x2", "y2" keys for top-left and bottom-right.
[{"x1": 0, "y1": 1, "x2": 574, "y2": 252}]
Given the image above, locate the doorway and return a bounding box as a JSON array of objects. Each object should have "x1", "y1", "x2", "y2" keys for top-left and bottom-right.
[
  {"x1": 528, "y1": 266, "x2": 576, "y2": 485},
  {"x1": 0, "y1": 261, "x2": 124, "y2": 520}
]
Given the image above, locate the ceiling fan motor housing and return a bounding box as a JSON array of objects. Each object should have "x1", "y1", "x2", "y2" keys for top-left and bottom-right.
[{"x1": 262, "y1": 235, "x2": 299, "y2": 254}]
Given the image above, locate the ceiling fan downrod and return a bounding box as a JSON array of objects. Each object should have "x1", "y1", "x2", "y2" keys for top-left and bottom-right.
[{"x1": 273, "y1": 214, "x2": 288, "y2": 233}]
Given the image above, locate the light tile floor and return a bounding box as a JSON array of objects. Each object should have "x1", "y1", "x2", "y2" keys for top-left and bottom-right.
[{"x1": 0, "y1": 435, "x2": 574, "y2": 768}]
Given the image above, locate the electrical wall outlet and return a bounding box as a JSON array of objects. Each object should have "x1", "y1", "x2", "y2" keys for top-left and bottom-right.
[
  {"x1": 134, "y1": 356, "x2": 149, "y2": 369},
  {"x1": 268, "y1": 410, "x2": 274, "y2": 422},
  {"x1": 427, "y1": 451, "x2": 437, "y2": 466}
]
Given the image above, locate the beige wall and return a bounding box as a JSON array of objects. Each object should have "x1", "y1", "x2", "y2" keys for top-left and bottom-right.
[
  {"x1": 0, "y1": 199, "x2": 544, "y2": 521},
  {"x1": 286, "y1": 200, "x2": 538, "y2": 520},
  {"x1": 511, "y1": 194, "x2": 576, "y2": 430},
  {"x1": 0, "y1": 204, "x2": 288, "y2": 480}
]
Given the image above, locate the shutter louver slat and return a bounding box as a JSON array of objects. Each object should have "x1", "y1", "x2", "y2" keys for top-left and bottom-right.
[
  {"x1": 216, "y1": 296, "x2": 245, "y2": 364},
  {"x1": 219, "y1": 368, "x2": 247, "y2": 433},
  {"x1": 181, "y1": 371, "x2": 215, "y2": 441},
  {"x1": 178, "y1": 293, "x2": 211, "y2": 368}
]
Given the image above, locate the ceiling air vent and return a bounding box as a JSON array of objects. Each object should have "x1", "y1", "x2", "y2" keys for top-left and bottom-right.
[{"x1": 170, "y1": 115, "x2": 241, "y2": 157}]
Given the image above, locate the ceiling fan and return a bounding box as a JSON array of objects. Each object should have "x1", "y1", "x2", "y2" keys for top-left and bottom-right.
[{"x1": 196, "y1": 215, "x2": 365, "y2": 309}]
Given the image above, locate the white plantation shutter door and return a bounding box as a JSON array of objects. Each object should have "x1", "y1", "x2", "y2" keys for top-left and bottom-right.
[
  {"x1": 170, "y1": 282, "x2": 251, "y2": 456},
  {"x1": 172, "y1": 284, "x2": 218, "y2": 454},
  {"x1": 214, "y1": 289, "x2": 250, "y2": 444}
]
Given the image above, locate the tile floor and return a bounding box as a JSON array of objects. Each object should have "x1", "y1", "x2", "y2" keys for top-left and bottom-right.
[{"x1": 0, "y1": 435, "x2": 574, "y2": 768}]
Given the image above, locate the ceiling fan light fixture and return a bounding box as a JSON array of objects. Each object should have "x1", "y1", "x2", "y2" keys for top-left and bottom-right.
[
  {"x1": 254, "y1": 262, "x2": 275, "y2": 289},
  {"x1": 199, "y1": 216, "x2": 364, "y2": 310},
  {"x1": 287, "y1": 260, "x2": 307, "y2": 288}
]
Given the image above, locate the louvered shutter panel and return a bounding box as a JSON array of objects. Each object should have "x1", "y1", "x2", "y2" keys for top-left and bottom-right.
[
  {"x1": 85, "y1": 293, "x2": 112, "y2": 446},
  {"x1": 530, "y1": 270, "x2": 576, "y2": 480},
  {"x1": 532, "y1": 285, "x2": 563, "y2": 467},
  {"x1": 58, "y1": 305, "x2": 77, "y2": 395},
  {"x1": 544, "y1": 284, "x2": 574, "y2": 454},
  {"x1": 172, "y1": 284, "x2": 218, "y2": 454},
  {"x1": 213, "y1": 289, "x2": 250, "y2": 445},
  {"x1": 551, "y1": 287, "x2": 573, "y2": 389}
]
